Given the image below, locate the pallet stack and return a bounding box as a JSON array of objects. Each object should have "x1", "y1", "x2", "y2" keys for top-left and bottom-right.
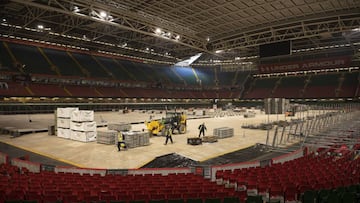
[
  {"x1": 69, "y1": 110, "x2": 97, "y2": 142},
  {"x1": 108, "y1": 122, "x2": 131, "y2": 131},
  {"x1": 56, "y1": 107, "x2": 78, "y2": 139},
  {"x1": 213, "y1": 127, "x2": 234, "y2": 139},
  {"x1": 122, "y1": 131, "x2": 149, "y2": 148},
  {"x1": 97, "y1": 130, "x2": 117, "y2": 145},
  {"x1": 264, "y1": 98, "x2": 289, "y2": 114}
]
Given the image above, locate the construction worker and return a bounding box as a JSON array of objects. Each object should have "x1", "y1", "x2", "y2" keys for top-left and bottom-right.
[
  {"x1": 164, "y1": 125, "x2": 173, "y2": 145},
  {"x1": 117, "y1": 131, "x2": 127, "y2": 151},
  {"x1": 180, "y1": 112, "x2": 187, "y2": 125},
  {"x1": 198, "y1": 122, "x2": 207, "y2": 137}
]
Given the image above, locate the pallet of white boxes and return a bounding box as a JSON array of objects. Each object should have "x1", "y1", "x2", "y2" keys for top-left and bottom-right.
[
  {"x1": 70, "y1": 110, "x2": 96, "y2": 142},
  {"x1": 56, "y1": 108, "x2": 97, "y2": 142},
  {"x1": 56, "y1": 107, "x2": 78, "y2": 139}
]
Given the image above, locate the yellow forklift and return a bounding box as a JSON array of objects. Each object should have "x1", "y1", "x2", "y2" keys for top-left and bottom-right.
[{"x1": 145, "y1": 111, "x2": 187, "y2": 136}]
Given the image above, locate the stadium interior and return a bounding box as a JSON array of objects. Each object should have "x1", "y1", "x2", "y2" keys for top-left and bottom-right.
[{"x1": 0, "y1": 0, "x2": 360, "y2": 203}]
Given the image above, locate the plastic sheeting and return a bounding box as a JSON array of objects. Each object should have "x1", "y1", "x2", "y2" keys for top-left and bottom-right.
[{"x1": 141, "y1": 153, "x2": 198, "y2": 168}]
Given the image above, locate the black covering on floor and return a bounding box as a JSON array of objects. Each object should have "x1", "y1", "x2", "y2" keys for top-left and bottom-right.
[
  {"x1": 200, "y1": 144, "x2": 279, "y2": 166},
  {"x1": 140, "y1": 144, "x2": 290, "y2": 168},
  {"x1": 141, "y1": 153, "x2": 199, "y2": 168}
]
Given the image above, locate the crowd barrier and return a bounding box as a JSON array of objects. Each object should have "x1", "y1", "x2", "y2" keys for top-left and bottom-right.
[
  {"x1": 11, "y1": 157, "x2": 41, "y2": 173},
  {"x1": 0, "y1": 152, "x2": 8, "y2": 164},
  {"x1": 210, "y1": 160, "x2": 260, "y2": 181},
  {"x1": 1, "y1": 149, "x2": 307, "y2": 179},
  {"x1": 54, "y1": 166, "x2": 107, "y2": 176},
  {"x1": 271, "y1": 148, "x2": 304, "y2": 164},
  {"x1": 128, "y1": 167, "x2": 192, "y2": 176}
]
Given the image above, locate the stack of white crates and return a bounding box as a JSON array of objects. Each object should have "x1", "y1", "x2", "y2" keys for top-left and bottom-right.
[
  {"x1": 213, "y1": 127, "x2": 234, "y2": 139},
  {"x1": 56, "y1": 107, "x2": 79, "y2": 139},
  {"x1": 70, "y1": 110, "x2": 97, "y2": 142}
]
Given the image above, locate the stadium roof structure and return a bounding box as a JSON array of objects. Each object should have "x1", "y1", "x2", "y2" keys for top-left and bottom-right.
[{"x1": 0, "y1": 0, "x2": 359, "y2": 66}]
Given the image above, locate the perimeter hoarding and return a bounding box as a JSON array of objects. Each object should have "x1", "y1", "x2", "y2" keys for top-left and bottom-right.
[{"x1": 258, "y1": 56, "x2": 352, "y2": 74}]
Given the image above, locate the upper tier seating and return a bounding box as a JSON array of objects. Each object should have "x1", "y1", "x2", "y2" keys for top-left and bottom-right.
[
  {"x1": 1, "y1": 41, "x2": 357, "y2": 100},
  {"x1": 195, "y1": 67, "x2": 216, "y2": 86},
  {"x1": 173, "y1": 66, "x2": 198, "y2": 86},
  {"x1": 7, "y1": 43, "x2": 54, "y2": 75},
  {"x1": 0, "y1": 42, "x2": 14, "y2": 71},
  {"x1": 71, "y1": 52, "x2": 109, "y2": 79},
  {"x1": 43, "y1": 48, "x2": 84, "y2": 76}
]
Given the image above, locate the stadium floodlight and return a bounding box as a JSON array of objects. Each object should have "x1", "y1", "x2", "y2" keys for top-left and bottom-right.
[
  {"x1": 72, "y1": 6, "x2": 80, "y2": 13},
  {"x1": 99, "y1": 11, "x2": 107, "y2": 18},
  {"x1": 155, "y1": 28, "x2": 162, "y2": 34}
]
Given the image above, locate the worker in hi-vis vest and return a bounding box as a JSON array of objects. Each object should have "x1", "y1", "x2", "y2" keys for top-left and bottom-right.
[
  {"x1": 117, "y1": 131, "x2": 127, "y2": 151},
  {"x1": 164, "y1": 125, "x2": 173, "y2": 145}
]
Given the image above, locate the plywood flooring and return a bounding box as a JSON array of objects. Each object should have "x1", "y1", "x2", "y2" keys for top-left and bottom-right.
[{"x1": 0, "y1": 110, "x2": 308, "y2": 169}]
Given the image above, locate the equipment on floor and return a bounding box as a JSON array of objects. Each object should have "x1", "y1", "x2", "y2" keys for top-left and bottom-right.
[
  {"x1": 145, "y1": 111, "x2": 187, "y2": 136},
  {"x1": 187, "y1": 137, "x2": 202, "y2": 145},
  {"x1": 285, "y1": 106, "x2": 296, "y2": 117}
]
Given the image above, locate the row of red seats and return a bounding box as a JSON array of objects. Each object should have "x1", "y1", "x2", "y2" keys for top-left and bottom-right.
[
  {"x1": 0, "y1": 165, "x2": 240, "y2": 203},
  {"x1": 216, "y1": 149, "x2": 360, "y2": 202}
]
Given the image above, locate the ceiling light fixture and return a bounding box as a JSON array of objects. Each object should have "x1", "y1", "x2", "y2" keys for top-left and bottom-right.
[
  {"x1": 155, "y1": 28, "x2": 162, "y2": 34},
  {"x1": 99, "y1": 11, "x2": 107, "y2": 18}
]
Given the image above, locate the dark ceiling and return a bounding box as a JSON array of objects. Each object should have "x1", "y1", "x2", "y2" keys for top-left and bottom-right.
[{"x1": 0, "y1": 0, "x2": 359, "y2": 67}]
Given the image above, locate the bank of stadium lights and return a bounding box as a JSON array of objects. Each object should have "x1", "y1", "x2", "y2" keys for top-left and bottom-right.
[
  {"x1": 235, "y1": 56, "x2": 258, "y2": 60},
  {"x1": 97, "y1": 50, "x2": 173, "y2": 65},
  {"x1": 154, "y1": 27, "x2": 180, "y2": 41},
  {"x1": 292, "y1": 42, "x2": 360, "y2": 53},
  {"x1": 0, "y1": 34, "x2": 88, "y2": 51},
  {"x1": 253, "y1": 67, "x2": 359, "y2": 78},
  {"x1": 89, "y1": 10, "x2": 113, "y2": 22},
  {"x1": 72, "y1": 6, "x2": 80, "y2": 13},
  {"x1": 1, "y1": 20, "x2": 172, "y2": 60},
  {"x1": 36, "y1": 24, "x2": 51, "y2": 31}
]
